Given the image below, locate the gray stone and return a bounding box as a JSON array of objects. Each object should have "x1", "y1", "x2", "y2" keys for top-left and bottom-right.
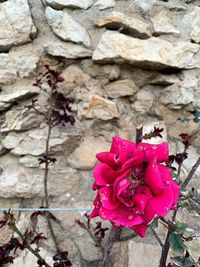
[
  {"x1": 1, "y1": 108, "x2": 43, "y2": 132},
  {"x1": 94, "y1": 0, "x2": 115, "y2": 10},
  {"x1": 132, "y1": 88, "x2": 154, "y2": 114},
  {"x1": 0, "y1": 87, "x2": 39, "y2": 112},
  {"x1": 44, "y1": 41, "x2": 92, "y2": 59},
  {"x1": 67, "y1": 136, "x2": 110, "y2": 169},
  {"x1": 184, "y1": 6, "x2": 200, "y2": 44},
  {"x1": 93, "y1": 31, "x2": 200, "y2": 70},
  {"x1": 45, "y1": 7, "x2": 91, "y2": 47},
  {"x1": 0, "y1": 155, "x2": 81, "y2": 198},
  {"x1": 132, "y1": 0, "x2": 156, "y2": 13},
  {"x1": 46, "y1": 0, "x2": 93, "y2": 9},
  {"x1": 0, "y1": 47, "x2": 40, "y2": 84},
  {"x1": 151, "y1": 10, "x2": 180, "y2": 36},
  {"x1": 104, "y1": 79, "x2": 139, "y2": 98},
  {"x1": 128, "y1": 241, "x2": 161, "y2": 267},
  {"x1": 160, "y1": 81, "x2": 199, "y2": 109},
  {"x1": 0, "y1": 0, "x2": 37, "y2": 51},
  {"x1": 1, "y1": 124, "x2": 82, "y2": 156},
  {"x1": 83, "y1": 94, "x2": 119, "y2": 120},
  {"x1": 96, "y1": 11, "x2": 151, "y2": 39}
]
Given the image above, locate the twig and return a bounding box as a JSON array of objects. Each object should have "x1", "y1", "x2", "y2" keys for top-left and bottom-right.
[
  {"x1": 159, "y1": 154, "x2": 200, "y2": 266},
  {"x1": 136, "y1": 126, "x2": 143, "y2": 143},
  {"x1": 11, "y1": 223, "x2": 51, "y2": 267},
  {"x1": 181, "y1": 156, "x2": 200, "y2": 189},
  {"x1": 150, "y1": 225, "x2": 163, "y2": 248},
  {"x1": 43, "y1": 86, "x2": 59, "y2": 252},
  {"x1": 99, "y1": 228, "x2": 121, "y2": 267}
]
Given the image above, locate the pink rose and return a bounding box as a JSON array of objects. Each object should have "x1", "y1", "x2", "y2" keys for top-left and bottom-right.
[{"x1": 90, "y1": 137, "x2": 180, "y2": 237}]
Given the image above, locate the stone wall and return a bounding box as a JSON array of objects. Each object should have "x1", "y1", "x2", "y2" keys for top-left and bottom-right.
[{"x1": 0, "y1": 0, "x2": 200, "y2": 266}]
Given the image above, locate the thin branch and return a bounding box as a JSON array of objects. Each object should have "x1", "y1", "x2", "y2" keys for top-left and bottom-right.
[
  {"x1": 181, "y1": 156, "x2": 200, "y2": 189},
  {"x1": 99, "y1": 228, "x2": 121, "y2": 267},
  {"x1": 136, "y1": 126, "x2": 143, "y2": 143},
  {"x1": 150, "y1": 225, "x2": 163, "y2": 248},
  {"x1": 11, "y1": 223, "x2": 51, "y2": 267},
  {"x1": 42, "y1": 85, "x2": 59, "y2": 252}
]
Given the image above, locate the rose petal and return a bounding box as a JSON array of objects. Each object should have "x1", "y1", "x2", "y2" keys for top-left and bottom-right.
[
  {"x1": 133, "y1": 194, "x2": 150, "y2": 212},
  {"x1": 145, "y1": 162, "x2": 165, "y2": 195},
  {"x1": 159, "y1": 165, "x2": 180, "y2": 207},
  {"x1": 131, "y1": 224, "x2": 147, "y2": 238},
  {"x1": 144, "y1": 186, "x2": 174, "y2": 223},
  {"x1": 99, "y1": 186, "x2": 120, "y2": 210},
  {"x1": 110, "y1": 137, "x2": 137, "y2": 164},
  {"x1": 94, "y1": 163, "x2": 116, "y2": 186},
  {"x1": 96, "y1": 152, "x2": 120, "y2": 169},
  {"x1": 138, "y1": 142, "x2": 169, "y2": 162},
  {"x1": 90, "y1": 194, "x2": 101, "y2": 219},
  {"x1": 99, "y1": 205, "x2": 144, "y2": 227}
]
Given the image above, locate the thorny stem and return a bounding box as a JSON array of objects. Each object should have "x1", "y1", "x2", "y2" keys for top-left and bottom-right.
[
  {"x1": 181, "y1": 156, "x2": 200, "y2": 189},
  {"x1": 159, "y1": 153, "x2": 200, "y2": 267},
  {"x1": 43, "y1": 87, "x2": 59, "y2": 252},
  {"x1": 11, "y1": 223, "x2": 51, "y2": 267}
]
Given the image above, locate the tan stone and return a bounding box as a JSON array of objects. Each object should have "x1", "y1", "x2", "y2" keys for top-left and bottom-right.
[
  {"x1": 96, "y1": 11, "x2": 151, "y2": 39},
  {"x1": 61, "y1": 65, "x2": 91, "y2": 94},
  {"x1": 67, "y1": 136, "x2": 110, "y2": 169},
  {"x1": 83, "y1": 94, "x2": 119, "y2": 120},
  {"x1": 93, "y1": 31, "x2": 200, "y2": 70},
  {"x1": 105, "y1": 79, "x2": 139, "y2": 98}
]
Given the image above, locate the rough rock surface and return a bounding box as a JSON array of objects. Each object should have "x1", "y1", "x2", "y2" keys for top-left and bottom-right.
[
  {"x1": 184, "y1": 6, "x2": 200, "y2": 43},
  {"x1": 67, "y1": 136, "x2": 110, "y2": 169},
  {"x1": 94, "y1": 0, "x2": 115, "y2": 10},
  {"x1": 104, "y1": 79, "x2": 139, "y2": 98},
  {"x1": 0, "y1": 0, "x2": 37, "y2": 51},
  {"x1": 46, "y1": 0, "x2": 93, "y2": 9},
  {"x1": 160, "y1": 80, "x2": 200, "y2": 109},
  {"x1": 44, "y1": 41, "x2": 92, "y2": 59},
  {"x1": 93, "y1": 31, "x2": 200, "y2": 69},
  {"x1": 0, "y1": 47, "x2": 40, "y2": 84},
  {"x1": 0, "y1": 87, "x2": 39, "y2": 111},
  {"x1": 151, "y1": 10, "x2": 180, "y2": 36},
  {"x1": 0, "y1": 0, "x2": 199, "y2": 266},
  {"x1": 45, "y1": 7, "x2": 91, "y2": 47},
  {"x1": 83, "y1": 94, "x2": 119, "y2": 120},
  {"x1": 96, "y1": 11, "x2": 151, "y2": 38}
]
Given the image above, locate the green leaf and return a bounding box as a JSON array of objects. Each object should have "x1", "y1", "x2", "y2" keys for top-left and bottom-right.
[
  {"x1": 171, "y1": 257, "x2": 194, "y2": 267},
  {"x1": 169, "y1": 233, "x2": 185, "y2": 255},
  {"x1": 175, "y1": 223, "x2": 188, "y2": 234}
]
